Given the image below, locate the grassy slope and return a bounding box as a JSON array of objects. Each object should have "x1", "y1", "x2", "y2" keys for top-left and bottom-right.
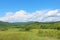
[
  {"x1": 0, "y1": 21, "x2": 60, "y2": 40},
  {"x1": 0, "y1": 29, "x2": 60, "y2": 40}
]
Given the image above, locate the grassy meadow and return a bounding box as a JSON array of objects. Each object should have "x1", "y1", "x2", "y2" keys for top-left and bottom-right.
[
  {"x1": 0, "y1": 21, "x2": 60, "y2": 40},
  {"x1": 0, "y1": 28, "x2": 60, "y2": 40}
]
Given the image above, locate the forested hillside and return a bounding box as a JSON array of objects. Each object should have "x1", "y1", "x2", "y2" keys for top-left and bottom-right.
[{"x1": 0, "y1": 21, "x2": 60, "y2": 30}]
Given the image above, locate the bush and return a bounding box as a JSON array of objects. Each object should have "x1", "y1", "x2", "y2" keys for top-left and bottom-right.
[
  {"x1": 0, "y1": 28, "x2": 8, "y2": 31},
  {"x1": 19, "y1": 28, "x2": 25, "y2": 31},
  {"x1": 25, "y1": 27, "x2": 31, "y2": 31},
  {"x1": 56, "y1": 27, "x2": 60, "y2": 30}
]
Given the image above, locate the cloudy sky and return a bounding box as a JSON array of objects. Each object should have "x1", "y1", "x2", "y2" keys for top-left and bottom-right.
[{"x1": 0, "y1": 0, "x2": 60, "y2": 22}]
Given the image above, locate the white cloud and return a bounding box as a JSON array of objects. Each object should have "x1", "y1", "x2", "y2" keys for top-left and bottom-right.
[{"x1": 0, "y1": 9, "x2": 60, "y2": 22}]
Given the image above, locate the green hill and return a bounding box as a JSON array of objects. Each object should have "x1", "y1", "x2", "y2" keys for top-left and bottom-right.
[
  {"x1": 0, "y1": 21, "x2": 60, "y2": 40},
  {"x1": 0, "y1": 21, "x2": 60, "y2": 30}
]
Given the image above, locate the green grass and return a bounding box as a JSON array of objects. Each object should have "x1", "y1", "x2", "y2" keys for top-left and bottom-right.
[{"x1": 0, "y1": 29, "x2": 60, "y2": 40}]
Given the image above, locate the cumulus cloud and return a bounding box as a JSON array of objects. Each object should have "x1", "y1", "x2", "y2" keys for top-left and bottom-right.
[{"x1": 0, "y1": 9, "x2": 60, "y2": 22}]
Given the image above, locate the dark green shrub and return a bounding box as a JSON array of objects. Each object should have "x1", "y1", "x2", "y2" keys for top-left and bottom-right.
[
  {"x1": 0, "y1": 27, "x2": 8, "y2": 31},
  {"x1": 56, "y1": 27, "x2": 60, "y2": 30},
  {"x1": 0, "y1": 28, "x2": 8, "y2": 31},
  {"x1": 25, "y1": 27, "x2": 31, "y2": 31}
]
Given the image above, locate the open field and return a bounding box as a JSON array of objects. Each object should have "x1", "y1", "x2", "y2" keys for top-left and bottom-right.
[
  {"x1": 0, "y1": 21, "x2": 60, "y2": 40},
  {"x1": 0, "y1": 29, "x2": 60, "y2": 40}
]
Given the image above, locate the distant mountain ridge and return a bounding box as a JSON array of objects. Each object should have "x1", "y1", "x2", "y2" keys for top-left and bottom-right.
[{"x1": 0, "y1": 21, "x2": 60, "y2": 26}]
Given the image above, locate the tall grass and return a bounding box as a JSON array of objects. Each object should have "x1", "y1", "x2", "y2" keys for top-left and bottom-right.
[
  {"x1": 0, "y1": 29, "x2": 59, "y2": 40},
  {"x1": 38, "y1": 29, "x2": 60, "y2": 39}
]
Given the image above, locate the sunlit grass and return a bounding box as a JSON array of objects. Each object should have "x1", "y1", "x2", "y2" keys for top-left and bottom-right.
[{"x1": 0, "y1": 29, "x2": 60, "y2": 40}]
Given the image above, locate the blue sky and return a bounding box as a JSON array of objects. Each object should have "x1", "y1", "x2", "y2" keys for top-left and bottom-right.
[
  {"x1": 0, "y1": 0, "x2": 60, "y2": 12},
  {"x1": 0, "y1": 0, "x2": 60, "y2": 22}
]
